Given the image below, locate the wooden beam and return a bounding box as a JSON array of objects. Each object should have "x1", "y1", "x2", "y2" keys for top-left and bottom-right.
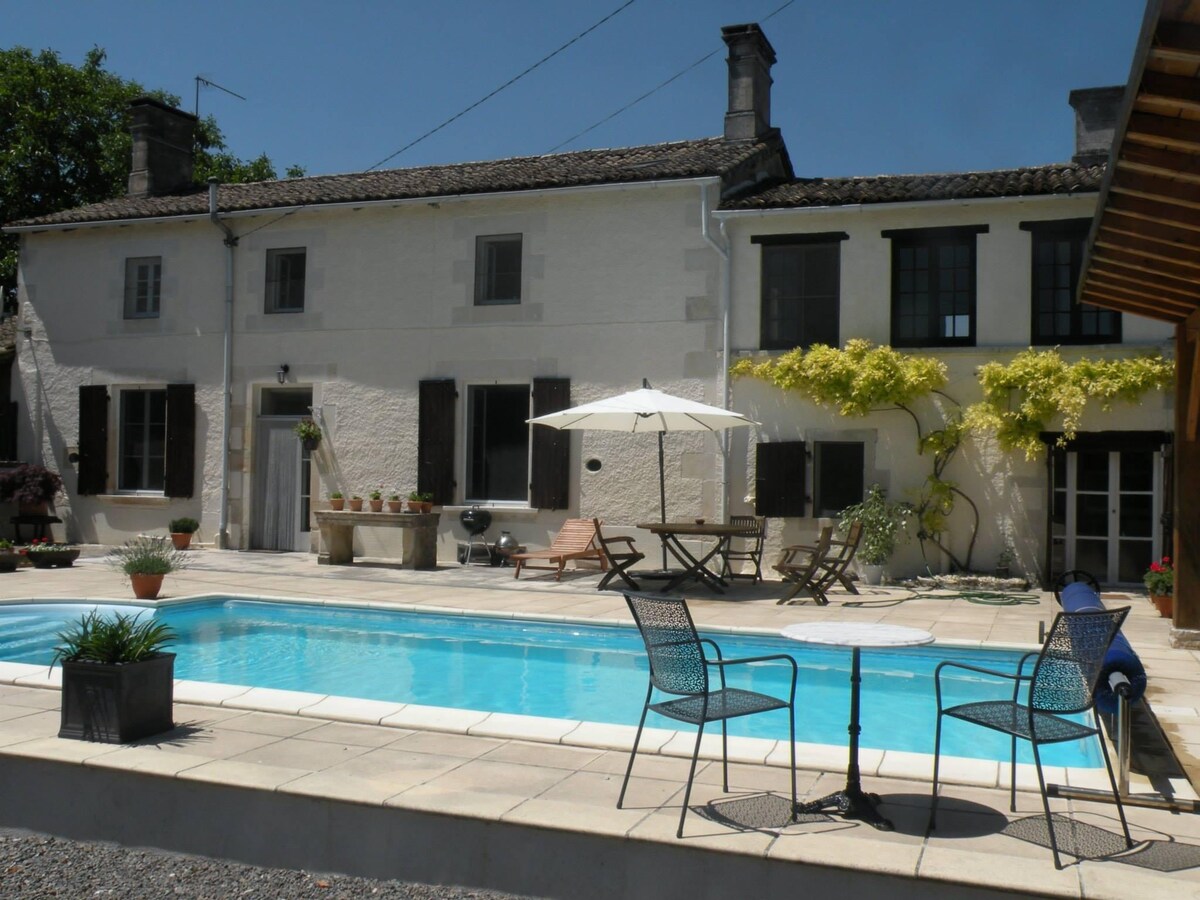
[
  {"x1": 1118, "y1": 143, "x2": 1200, "y2": 184},
  {"x1": 1112, "y1": 169, "x2": 1200, "y2": 210},
  {"x1": 1191, "y1": 335, "x2": 1200, "y2": 441},
  {"x1": 1089, "y1": 264, "x2": 1200, "y2": 309},
  {"x1": 1092, "y1": 246, "x2": 1200, "y2": 284},
  {"x1": 1125, "y1": 112, "x2": 1200, "y2": 153},
  {"x1": 1139, "y1": 70, "x2": 1200, "y2": 113},
  {"x1": 1096, "y1": 229, "x2": 1200, "y2": 270},
  {"x1": 1106, "y1": 207, "x2": 1200, "y2": 246},
  {"x1": 1107, "y1": 196, "x2": 1200, "y2": 235},
  {"x1": 1151, "y1": 22, "x2": 1200, "y2": 64},
  {"x1": 1089, "y1": 257, "x2": 1200, "y2": 297},
  {"x1": 1081, "y1": 288, "x2": 1187, "y2": 321}
]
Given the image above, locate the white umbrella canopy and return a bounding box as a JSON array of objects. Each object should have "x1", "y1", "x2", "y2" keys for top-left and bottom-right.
[{"x1": 528, "y1": 381, "x2": 757, "y2": 542}]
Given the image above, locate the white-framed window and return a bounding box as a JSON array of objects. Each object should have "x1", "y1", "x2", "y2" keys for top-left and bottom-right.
[
  {"x1": 266, "y1": 248, "x2": 306, "y2": 313},
  {"x1": 474, "y1": 234, "x2": 522, "y2": 305},
  {"x1": 124, "y1": 256, "x2": 161, "y2": 318},
  {"x1": 465, "y1": 383, "x2": 530, "y2": 503},
  {"x1": 118, "y1": 388, "x2": 167, "y2": 492}
]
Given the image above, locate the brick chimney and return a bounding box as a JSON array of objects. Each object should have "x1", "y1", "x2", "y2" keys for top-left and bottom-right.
[
  {"x1": 1068, "y1": 86, "x2": 1124, "y2": 166},
  {"x1": 721, "y1": 23, "x2": 776, "y2": 142},
  {"x1": 127, "y1": 97, "x2": 198, "y2": 198}
]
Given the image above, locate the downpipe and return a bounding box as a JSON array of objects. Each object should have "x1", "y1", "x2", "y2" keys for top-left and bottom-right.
[
  {"x1": 700, "y1": 183, "x2": 732, "y2": 523},
  {"x1": 209, "y1": 180, "x2": 238, "y2": 549}
]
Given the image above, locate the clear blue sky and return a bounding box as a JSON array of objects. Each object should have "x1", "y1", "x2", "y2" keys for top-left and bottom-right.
[{"x1": 3, "y1": 0, "x2": 1145, "y2": 179}]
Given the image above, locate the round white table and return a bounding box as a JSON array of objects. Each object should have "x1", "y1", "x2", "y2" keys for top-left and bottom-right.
[{"x1": 781, "y1": 621, "x2": 935, "y2": 830}]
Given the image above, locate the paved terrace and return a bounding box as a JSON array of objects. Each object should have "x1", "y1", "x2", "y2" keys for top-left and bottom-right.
[{"x1": 0, "y1": 550, "x2": 1198, "y2": 898}]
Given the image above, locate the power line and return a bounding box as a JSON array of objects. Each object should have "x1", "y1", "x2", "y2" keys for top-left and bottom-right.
[
  {"x1": 237, "y1": 0, "x2": 636, "y2": 240},
  {"x1": 364, "y1": 0, "x2": 636, "y2": 173},
  {"x1": 547, "y1": 0, "x2": 797, "y2": 154}
]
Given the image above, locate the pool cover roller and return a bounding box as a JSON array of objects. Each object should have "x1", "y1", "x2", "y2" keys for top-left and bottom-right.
[{"x1": 1058, "y1": 581, "x2": 1146, "y2": 714}]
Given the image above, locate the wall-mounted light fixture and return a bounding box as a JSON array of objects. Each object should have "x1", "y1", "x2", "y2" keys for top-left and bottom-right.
[{"x1": 277, "y1": 364, "x2": 290, "y2": 385}]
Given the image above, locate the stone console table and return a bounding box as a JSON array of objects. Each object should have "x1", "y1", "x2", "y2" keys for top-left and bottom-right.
[{"x1": 313, "y1": 511, "x2": 440, "y2": 569}]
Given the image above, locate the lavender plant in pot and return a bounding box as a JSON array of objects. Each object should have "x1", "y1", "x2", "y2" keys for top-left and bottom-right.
[{"x1": 108, "y1": 536, "x2": 188, "y2": 600}]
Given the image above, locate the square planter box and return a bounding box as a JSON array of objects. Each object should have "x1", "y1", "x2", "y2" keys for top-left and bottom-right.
[{"x1": 59, "y1": 653, "x2": 175, "y2": 743}]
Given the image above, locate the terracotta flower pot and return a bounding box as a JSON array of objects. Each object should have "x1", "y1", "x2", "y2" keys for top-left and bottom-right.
[
  {"x1": 1151, "y1": 593, "x2": 1173, "y2": 619},
  {"x1": 348, "y1": 499, "x2": 364, "y2": 512},
  {"x1": 130, "y1": 573, "x2": 165, "y2": 600},
  {"x1": 329, "y1": 498, "x2": 345, "y2": 511},
  {"x1": 406, "y1": 500, "x2": 423, "y2": 513},
  {"x1": 369, "y1": 499, "x2": 384, "y2": 512},
  {"x1": 170, "y1": 532, "x2": 192, "y2": 551},
  {"x1": 386, "y1": 500, "x2": 403, "y2": 513},
  {"x1": 421, "y1": 501, "x2": 433, "y2": 514}
]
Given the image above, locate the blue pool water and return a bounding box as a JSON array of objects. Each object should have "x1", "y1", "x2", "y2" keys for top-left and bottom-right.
[{"x1": 0, "y1": 599, "x2": 1101, "y2": 767}]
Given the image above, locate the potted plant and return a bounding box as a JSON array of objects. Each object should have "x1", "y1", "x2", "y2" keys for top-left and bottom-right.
[
  {"x1": 839, "y1": 484, "x2": 913, "y2": 585},
  {"x1": 0, "y1": 539, "x2": 19, "y2": 573},
  {"x1": 348, "y1": 495, "x2": 364, "y2": 512},
  {"x1": 1144, "y1": 556, "x2": 1173, "y2": 619},
  {"x1": 294, "y1": 417, "x2": 322, "y2": 452},
  {"x1": 407, "y1": 491, "x2": 433, "y2": 513},
  {"x1": 994, "y1": 545, "x2": 1014, "y2": 579},
  {"x1": 54, "y1": 609, "x2": 176, "y2": 743},
  {"x1": 386, "y1": 492, "x2": 403, "y2": 513},
  {"x1": 24, "y1": 537, "x2": 80, "y2": 568},
  {"x1": 0, "y1": 464, "x2": 64, "y2": 514},
  {"x1": 368, "y1": 488, "x2": 384, "y2": 512},
  {"x1": 168, "y1": 516, "x2": 199, "y2": 551},
  {"x1": 108, "y1": 535, "x2": 188, "y2": 600},
  {"x1": 329, "y1": 490, "x2": 345, "y2": 511}
]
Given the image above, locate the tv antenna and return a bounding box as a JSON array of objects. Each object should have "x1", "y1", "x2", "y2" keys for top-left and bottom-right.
[{"x1": 194, "y1": 76, "x2": 247, "y2": 116}]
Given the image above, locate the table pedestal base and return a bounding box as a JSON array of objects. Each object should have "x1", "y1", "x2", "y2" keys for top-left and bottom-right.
[{"x1": 797, "y1": 785, "x2": 893, "y2": 831}]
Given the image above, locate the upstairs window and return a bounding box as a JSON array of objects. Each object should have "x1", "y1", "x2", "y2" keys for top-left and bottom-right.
[
  {"x1": 266, "y1": 248, "x2": 306, "y2": 313},
  {"x1": 474, "y1": 234, "x2": 522, "y2": 305},
  {"x1": 124, "y1": 257, "x2": 161, "y2": 319},
  {"x1": 754, "y1": 233, "x2": 846, "y2": 350},
  {"x1": 885, "y1": 225, "x2": 986, "y2": 347},
  {"x1": 1022, "y1": 219, "x2": 1120, "y2": 344}
]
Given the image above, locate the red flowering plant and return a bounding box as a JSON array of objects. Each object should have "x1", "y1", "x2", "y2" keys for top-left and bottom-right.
[{"x1": 1144, "y1": 556, "x2": 1174, "y2": 597}]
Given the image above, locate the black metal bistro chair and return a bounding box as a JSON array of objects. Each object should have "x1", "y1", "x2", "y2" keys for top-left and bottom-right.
[
  {"x1": 617, "y1": 592, "x2": 798, "y2": 837},
  {"x1": 928, "y1": 607, "x2": 1133, "y2": 869},
  {"x1": 720, "y1": 515, "x2": 767, "y2": 583}
]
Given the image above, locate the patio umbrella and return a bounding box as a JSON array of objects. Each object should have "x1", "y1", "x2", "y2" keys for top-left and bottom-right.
[{"x1": 527, "y1": 380, "x2": 756, "y2": 569}]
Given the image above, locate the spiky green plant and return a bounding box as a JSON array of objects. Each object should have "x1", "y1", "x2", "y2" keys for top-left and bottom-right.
[{"x1": 53, "y1": 610, "x2": 176, "y2": 665}]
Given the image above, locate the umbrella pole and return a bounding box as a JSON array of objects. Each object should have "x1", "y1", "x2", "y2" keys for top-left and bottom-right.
[{"x1": 658, "y1": 431, "x2": 668, "y2": 570}]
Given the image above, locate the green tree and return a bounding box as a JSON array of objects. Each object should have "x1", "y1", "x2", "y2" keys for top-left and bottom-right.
[{"x1": 1, "y1": 46, "x2": 303, "y2": 309}]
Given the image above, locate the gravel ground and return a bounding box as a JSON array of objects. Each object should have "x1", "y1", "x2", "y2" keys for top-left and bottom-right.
[{"x1": 0, "y1": 828, "x2": 536, "y2": 899}]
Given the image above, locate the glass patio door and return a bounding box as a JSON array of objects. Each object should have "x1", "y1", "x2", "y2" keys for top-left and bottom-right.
[{"x1": 1053, "y1": 448, "x2": 1161, "y2": 585}]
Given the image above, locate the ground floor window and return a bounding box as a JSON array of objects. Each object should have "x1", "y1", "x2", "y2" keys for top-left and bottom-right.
[
  {"x1": 466, "y1": 384, "x2": 529, "y2": 503},
  {"x1": 118, "y1": 389, "x2": 166, "y2": 492},
  {"x1": 813, "y1": 441, "x2": 864, "y2": 518}
]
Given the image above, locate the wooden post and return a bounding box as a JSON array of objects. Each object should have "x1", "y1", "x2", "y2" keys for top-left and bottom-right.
[{"x1": 1176, "y1": 313, "x2": 1200, "y2": 632}]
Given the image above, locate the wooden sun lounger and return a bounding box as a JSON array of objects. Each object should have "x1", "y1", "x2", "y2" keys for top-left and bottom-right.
[{"x1": 512, "y1": 517, "x2": 608, "y2": 581}]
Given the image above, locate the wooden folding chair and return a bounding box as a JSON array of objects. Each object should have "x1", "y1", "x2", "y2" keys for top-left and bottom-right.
[
  {"x1": 511, "y1": 518, "x2": 607, "y2": 581},
  {"x1": 720, "y1": 515, "x2": 766, "y2": 583},
  {"x1": 594, "y1": 519, "x2": 645, "y2": 591},
  {"x1": 773, "y1": 522, "x2": 864, "y2": 605}
]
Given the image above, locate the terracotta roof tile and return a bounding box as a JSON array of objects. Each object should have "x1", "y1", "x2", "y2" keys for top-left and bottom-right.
[
  {"x1": 7, "y1": 137, "x2": 780, "y2": 228},
  {"x1": 721, "y1": 161, "x2": 1104, "y2": 209}
]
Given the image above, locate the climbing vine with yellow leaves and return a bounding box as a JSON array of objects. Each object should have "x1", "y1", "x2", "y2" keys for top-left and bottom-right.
[{"x1": 732, "y1": 340, "x2": 1174, "y2": 573}]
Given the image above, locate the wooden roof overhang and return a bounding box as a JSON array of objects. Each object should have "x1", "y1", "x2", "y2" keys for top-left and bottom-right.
[{"x1": 1080, "y1": 0, "x2": 1200, "y2": 329}]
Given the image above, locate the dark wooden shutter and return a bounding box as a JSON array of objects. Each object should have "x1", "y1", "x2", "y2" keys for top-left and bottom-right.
[
  {"x1": 755, "y1": 441, "x2": 806, "y2": 517},
  {"x1": 418, "y1": 379, "x2": 457, "y2": 505},
  {"x1": 530, "y1": 377, "x2": 570, "y2": 510},
  {"x1": 164, "y1": 383, "x2": 195, "y2": 498},
  {"x1": 77, "y1": 385, "x2": 109, "y2": 496}
]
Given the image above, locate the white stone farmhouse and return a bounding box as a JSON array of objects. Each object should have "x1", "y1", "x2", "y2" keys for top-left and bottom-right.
[{"x1": 2, "y1": 23, "x2": 1174, "y2": 586}]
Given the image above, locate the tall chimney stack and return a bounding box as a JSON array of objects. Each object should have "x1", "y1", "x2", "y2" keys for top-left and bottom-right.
[
  {"x1": 1068, "y1": 86, "x2": 1124, "y2": 166},
  {"x1": 721, "y1": 23, "x2": 776, "y2": 142},
  {"x1": 127, "y1": 97, "x2": 198, "y2": 198}
]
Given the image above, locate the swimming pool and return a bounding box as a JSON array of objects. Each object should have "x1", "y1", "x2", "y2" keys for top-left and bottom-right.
[{"x1": 0, "y1": 598, "x2": 1101, "y2": 767}]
